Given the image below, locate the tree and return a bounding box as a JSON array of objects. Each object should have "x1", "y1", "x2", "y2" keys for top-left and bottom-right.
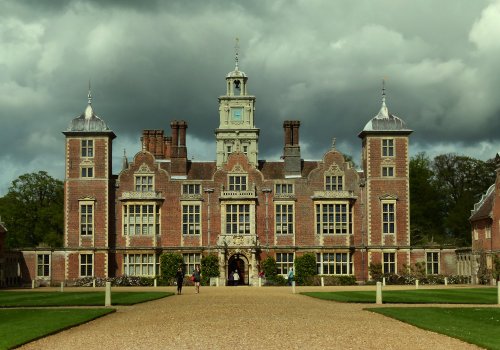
[
  {"x1": 159, "y1": 253, "x2": 183, "y2": 285},
  {"x1": 409, "y1": 153, "x2": 444, "y2": 245},
  {"x1": 261, "y1": 256, "x2": 278, "y2": 279},
  {"x1": 201, "y1": 254, "x2": 220, "y2": 284},
  {"x1": 431, "y1": 154, "x2": 496, "y2": 245},
  {"x1": 294, "y1": 253, "x2": 317, "y2": 285},
  {"x1": 0, "y1": 171, "x2": 63, "y2": 248}
]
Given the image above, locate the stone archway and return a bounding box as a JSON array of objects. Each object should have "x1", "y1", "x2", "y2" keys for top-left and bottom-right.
[{"x1": 227, "y1": 253, "x2": 248, "y2": 285}]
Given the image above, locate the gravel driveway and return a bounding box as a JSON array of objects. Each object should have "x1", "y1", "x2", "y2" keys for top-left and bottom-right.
[{"x1": 18, "y1": 286, "x2": 482, "y2": 350}]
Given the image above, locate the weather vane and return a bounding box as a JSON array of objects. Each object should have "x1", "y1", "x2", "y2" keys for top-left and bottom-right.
[
  {"x1": 235, "y1": 37, "x2": 240, "y2": 70},
  {"x1": 88, "y1": 80, "x2": 92, "y2": 105}
]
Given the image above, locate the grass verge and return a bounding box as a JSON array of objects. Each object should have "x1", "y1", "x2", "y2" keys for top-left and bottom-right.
[
  {"x1": 0, "y1": 308, "x2": 115, "y2": 349},
  {"x1": 302, "y1": 288, "x2": 497, "y2": 304},
  {"x1": 0, "y1": 291, "x2": 173, "y2": 307},
  {"x1": 367, "y1": 307, "x2": 500, "y2": 350}
]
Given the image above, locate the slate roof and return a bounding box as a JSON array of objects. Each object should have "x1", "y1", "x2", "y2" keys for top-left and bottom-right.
[{"x1": 470, "y1": 184, "x2": 495, "y2": 221}]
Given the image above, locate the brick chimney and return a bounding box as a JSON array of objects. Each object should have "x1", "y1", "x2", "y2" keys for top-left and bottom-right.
[
  {"x1": 170, "y1": 120, "x2": 188, "y2": 176},
  {"x1": 283, "y1": 120, "x2": 301, "y2": 176},
  {"x1": 141, "y1": 130, "x2": 165, "y2": 158}
]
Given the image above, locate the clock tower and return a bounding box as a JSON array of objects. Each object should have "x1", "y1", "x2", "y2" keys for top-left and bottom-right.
[{"x1": 215, "y1": 41, "x2": 259, "y2": 168}]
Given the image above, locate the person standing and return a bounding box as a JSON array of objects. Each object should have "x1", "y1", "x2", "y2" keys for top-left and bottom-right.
[
  {"x1": 233, "y1": 269, "x2": 240, "y2": 286},
  {"x1": 175, "y1": 267, "x2": 184, "y2": 295},
  {"x1": 192, "y1": 265, "x2": 201, "y2": 293},
  {"x1": 287, "y1": 267, "x2": 294, "y2": 286}
]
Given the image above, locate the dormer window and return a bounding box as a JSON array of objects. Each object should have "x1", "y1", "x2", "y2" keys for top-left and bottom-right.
[
  {"x1": 81, "y1": 139, "x2": 93, "y2": 157},
  {"x1": 275, "y1": 183, "x2": 294, "y2": 194},
  {"x1": 182, "y1": 183, "x2": 201, "y2": 195},
  {"x1": 135, "y1": 176, "x2": 153, "y2": 192},
  {"x1": 325, "y1": 175, "x2": 343, "y2": 191},
  {"x1": 229, "y1": 175, "x2": 247, "y2": 191}
]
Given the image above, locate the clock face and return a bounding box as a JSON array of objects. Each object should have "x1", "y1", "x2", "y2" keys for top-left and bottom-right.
[{"x1": 231, "y1": 108, "x2": 243, "y2": 121}]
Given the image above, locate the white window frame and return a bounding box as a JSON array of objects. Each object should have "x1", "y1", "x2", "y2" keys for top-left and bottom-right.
[
  {"x1": 275, "y1": 183, "x2": 294, "y2": 195},
  {"x1": 225, "y1": 203, "x2": 251, "y2": 235},
  {"x1": 183, "y1": 253, "x2": 201, "y2": 275},
  {"x1": 382, "y1": 139, "x2": 394, "y2": 157},
  {"x1": 80, "y1": 254, "x2": 93, "y2": 277},
  {"x1": 81, "y1": 139, "x2": 94, "y2": 158},
  {"x1": 275, "y1": 202, "x2": 294, "y2": 235},
  {"x1": 182, "y1": 183, "x2": 201, "y2": 195},
  {"x1": 382, "y1": 200, "x2": 396, "y2": 235},
  {"x1": 316, "y1": 252, "x2": 352, "y2": 275},
  {"x1": 182, "y1": 203, "x2": 201, "y2": 235},
  {"x1": 135, "y1": 175, "x2": 154, "y2": 192},
  {"x1": 37, "y1": 253, "x2": 50, "y2": 277},
  {"x1": 123, "y1": 203, "x2": 160, "y2": 236},
  {"x1": 80, "y1": 202, "x2": 94, "y2": 236},
  {"x1": 315, "y1": 202, "x2": 352, "y2": 234},
  {"x1": 276, "y1": 253, "x2": 294, "y2": 275},
  {"x1": 81, "y1": 166, "x2": 94, "y2": 178},
  {"x1": 325, "y1": 175, "x2": 343, "y2": 191},
  {"x1": 124, "y1": 254, "x2": 156, "y2": 276},
  {"x1": 382, "y1": 166, "x2": 394, "y2": 177},
  {"x1": 228, "y1": 175, "x2": 247, "y2": 191},
  {"x1": 426, "y1": 252, "x2": 439, "y2": 275},
  {"x1": 383, "y1": 252, "x2": 396, "y2": 274}
]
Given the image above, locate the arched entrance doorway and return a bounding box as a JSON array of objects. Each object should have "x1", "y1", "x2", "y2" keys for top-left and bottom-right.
[{"x1": 228, "y1": 254, "x2": 247, "y2": 285}]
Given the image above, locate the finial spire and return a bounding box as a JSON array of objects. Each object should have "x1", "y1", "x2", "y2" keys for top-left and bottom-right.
[
  {"x1": 382, "y1": 78, "x2": 386, "y2": 104},
  {"x1": 84, "y1": 80, "x2": 94, "y2": 119},
  {"x1": 331, "y1": 137, "x2": 336, "y2": 150},
  {"x1": 234, "y1": 37, "x2": 240, "y2": 71},
  {"x1": 87, "y1": 80, "x2": 92, "y2": 105}
]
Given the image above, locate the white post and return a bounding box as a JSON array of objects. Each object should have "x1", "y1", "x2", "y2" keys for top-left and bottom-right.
[
  {"x1": 444, "y1": 277, "x2": 448, "y2": 286},
  {"x1": 154, "y1": 278, "x2": 157, "y2": 288},
  {"x1": 292, "y1": 280, "x2": 296, "y2": 294},
  {"x1": 382, "y1": 277, "x2": 386, "y2": 287},
  {"x1": 321, "y1": 276, "x2": 324, "y2": 287},
  {"x1": 415, "y1": 279, "x2": 419, "y2": 289},
  {"x1": 376, "y1": 282, "x2": 382, "y2": 305},
  {"x1": 60, "y1": 282, "x2": 64, "y2": 292},
  {"x1": 93, "y1": 278, "x2": 96, "y2": 288},
  {"x1": 492, "y1": 278, "x2": 496, "y2": 286},
  {"x1": 258, "y1": 277, "x2": 262, "y2": 287},
  {"x1": 31, "y1": 280, "x2": 35, "y2": 289},
  {"x1": 497, "y1": 281, "x2": 500, "y2": 305},
  {"x1": 105, "y1": 282, "x2": 111, "y2": 307}
]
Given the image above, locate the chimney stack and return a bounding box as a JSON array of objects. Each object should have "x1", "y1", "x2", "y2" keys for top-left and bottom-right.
[
  {"x1": 170, "y1": 120, "x2": 188, "y2": 176},
  {"x1": 283, "y1": 120, "x2": 301, "y2": 176}
]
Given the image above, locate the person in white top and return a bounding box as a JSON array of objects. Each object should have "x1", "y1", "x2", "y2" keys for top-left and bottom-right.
[{"x1": 233, "y1": 270, "x2": 240, "y2": 286}]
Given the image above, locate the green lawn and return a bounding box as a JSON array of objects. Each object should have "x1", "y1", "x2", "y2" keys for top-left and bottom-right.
[
  {"x1": 0, "y1": 291, "x2": 173, "y2": 307},
  {"x1": 0, "y1": 308, "x2": 115, "y2": 349},
  {"x1": 368, "y1": 307, "x2": 500, "y2": 350},
  {"x1": 302, "y1": 288, "x2": 497, "y2": 304}
]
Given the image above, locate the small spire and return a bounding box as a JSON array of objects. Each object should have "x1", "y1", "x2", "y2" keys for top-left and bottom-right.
[
  {"x1": 376, "y1": 78, "x2": 389, "y2": 119},
  {"x1": 84, "y1": 81, "x2": 94, "y2": 119},
  {"x1": 331, "y1": 137, "x2": 336, "y2": 150},
  {"x1": 234, "y1": 37, "x2": 240, "y2": 71},
  {"x1": 122, "y1": 149, "x2": 129, "y2": 171},
  {"x1": 88, "y1": 80, "x2": 92, "y2": 105},
  {"x1": 382, "y1": 79, "x2": 386, "y2": 100}
]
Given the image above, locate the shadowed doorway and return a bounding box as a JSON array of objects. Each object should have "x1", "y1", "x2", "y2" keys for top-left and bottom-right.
[{"x1": 228, "y1": 254, "x2": 246, "y2": 285}]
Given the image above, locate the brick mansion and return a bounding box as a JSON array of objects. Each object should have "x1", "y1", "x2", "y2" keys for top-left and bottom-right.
[{"x1": 6, "y1": 58, "x2": 470, "y2": 286}]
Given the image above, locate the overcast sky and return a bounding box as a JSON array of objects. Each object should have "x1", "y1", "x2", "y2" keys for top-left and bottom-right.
[{"x1": 1, "y1": 0, "x2": 500, "y2": 196}]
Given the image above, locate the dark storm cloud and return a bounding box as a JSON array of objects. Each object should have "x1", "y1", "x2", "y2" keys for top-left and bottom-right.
[{"x1": 1, "y1": 0, "x2": 500, "y2": 195}]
